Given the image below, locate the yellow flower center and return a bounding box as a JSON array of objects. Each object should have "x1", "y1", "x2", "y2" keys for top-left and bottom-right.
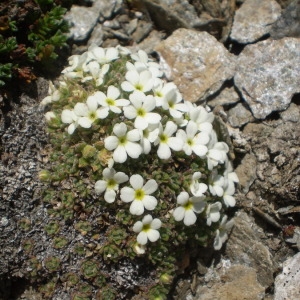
[
  {"x1": 107, "y1": 179, "x2": 116, "y2": 189},
  {"x1": 183, "y1": 200, "x2": 193, "y2": 211},
  {"x1": 135, "y1": 189, "x2": 145, "y2": 200},
  {"x1": 118, "y1": 136, "x2": 127, "y2": 145},
  {"x1": 106, "y1": 98, "x2": 115, "y2": 106},
  {"x1": 137, "y1": 108, "x2": 146, "y2": 117},
  {"x1": 159, "y1": 133, "x2": 168, "y2": 143},
  {"x1": 142, "y1": 224, "x2": 151, "y2": 232}
]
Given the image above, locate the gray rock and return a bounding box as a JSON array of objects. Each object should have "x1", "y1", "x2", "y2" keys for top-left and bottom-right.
[
  {"x1": 64, "y1": 3, "x2": 101, "y2": 41},
  {"x1": 207, "y1": 86, "x2": 240, "y2": 108},
  {"x1": 194, "y1": 263, "x2": 265, "y2": 300},
  {"x1": 234, "y1": 38, "x2": 300, "y2": 119},
  {"x1": 231, "y1": 0, "x2": 281, "y2": 43},
  {"x1": 128, "y1": 30, "x2": 166, "y2": 54},
  {"x1": 97, "y1": 0, "x2": 123, "y2": 20},
  {"x1": 226, "y1": 212, "x2": 274, "y2": 288},
  {"x1": 227, "y1": 102, "x2": 255, "y2": 127},
  {"x1": 234, "y1": 153, "x2": 257, "y2": 193},
  {"x1": 132, "y1": 20, "x2": 153, "y2": 43},
  {"x1": 142, "y1": 0, "x2": 202, "y2": 32},
  {"x1": 274, "y1": 252, "x2": 300, "y2": 300},
  {"x1": 270, "y1": 0, "x2": 300, "y2": 39},
  {"x1": 87, "y1": 24, "x2": 104, "y2": 47},
  {"x1": 280, "y1": 102, "x2": 300, "y2": 122},
  {"x1": 155, "y1": 29, "x2": 235, "y2": 103}
]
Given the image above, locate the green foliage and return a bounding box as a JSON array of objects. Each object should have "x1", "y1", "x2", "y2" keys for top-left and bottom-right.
[
  {"x1": 39, "y1": 45, "x2": 238, "y2": 299},
  {"x1": 0, "y1": 0, "x2": 70, "y2": 88}
]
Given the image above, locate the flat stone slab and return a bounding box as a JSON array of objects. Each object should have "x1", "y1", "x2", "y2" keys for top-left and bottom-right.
[
  {"x1": 155, "y1": 29, "x2": 235, "y2": 103},
  {"x1": 234, "y1": 37, "x2": 300, "y2": 119},
  {"x1": 231, "y1": 0, "x2": 281, "y2": 43}
]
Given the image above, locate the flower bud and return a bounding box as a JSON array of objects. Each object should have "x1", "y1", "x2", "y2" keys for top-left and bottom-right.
[{"x1": 39, "y1": 170, "x2": 51, "y2": 181}]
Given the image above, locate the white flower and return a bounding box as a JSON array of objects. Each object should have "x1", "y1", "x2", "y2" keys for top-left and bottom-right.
[
  {"x1": 95, "y1": 168, "x2": 128, "y2": 203},
  {"x1": 222, "y1": 181, "x2": 236, "y2": 207},
  {"x1": 62, "y1": 52, "x2": 88, "y2": 79},
  {"x1": 190, "y1": 172, "x2": 208, "y2": 197},
  {"x1": 206, "y1": 142, "x2": 229, "y2": 170},
  {"x1": 61, "y1": 109, "x2": 79, "y2": 134},
  {"x1": 82, "y1": 62, "x2": 109, "y2": 86},
  {"x1": 104, "y1": 122, "x2": 142, "y2": 163},
  {"x1": 213, "y1": 215, "x2": 234, "y2": 250},
  {"x1": 120, "y1": 174, "x2": 158, "y2": 215},
  {"x1": 206, "y1": 202, "x2": 222, "y2": 226},
  {"x1": 45, "y1": 111, "x2": 56, "y2": 122},
  {"x1": 96, "y1": 86, "x2": 130, "y2": 115},
  {"x1": 121, "y1": 69, "x2": 153, "y2": 93},
  {"x1": 154, "y1": 121, "x2": 183, "y2": 160},
  {"x1": 133, "y1": 242, "x2": 146, "y2": 255},
  {"x1": 133, "y1": 214, "x2": 161, "y2": 245},
  {"x1": 173, "y1": 191, "x2": 206, "y2": 226},
  {"x1": 152, "y1": 79, "x2": 177, "y2": 107},
  {"x1": 176, "y1": 121, "x2": 209, "y2": 156},
  {"x1": 88, "y1": 45, "x2": 119, "y2": 64},
  {"x1": 74, "y1": 95, "x2": 107, "y2": 128},
  {"x1": 129, "y1": 50, "x2": 162, "y2": 78},
  {"x1": 123, "y1": 91, "x2": 161, "y2": 130},
  {"x1": 162, "y1": 87, "x2": 188, "y2": 118},
  {"x1": 188, "y1": 105, "x2": 214, "y2": 133},
  {"x1": 140, "y1": 124, "x2": 160, "y2": 154},
  {"x1": 41, "y1": 81, "x2": 61, "y2": 105},
  {"x1": 208, "y1": 170, "x2": 225, "y2": 197}
]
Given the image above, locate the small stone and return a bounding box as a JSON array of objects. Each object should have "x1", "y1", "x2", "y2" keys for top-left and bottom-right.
[
  {"x1": 125, "y1": 18, "x2": 138, "y2": 35},
  {"x1": 207, "y1": 86, "x2": 240, "y2": 108},
  {"x1": 280, "y1": 103, "x2": 300, "y2": 122},
  {"x1": 231, "y1": 0, "x2": 281, "y2": 44},
  {"x1": 132, "y1": 20, "x2": 153, "y2": 43},
  {"x1": 64, "y1": 5, "x2": 101, "y2": 41},
  {"x1": 234, "y1": 153, "x2": 257, "y2": 193},
  {"x1": 87, "y1": 24, "x2": 104, "y2": 47},
  {"x1": 234, "y1": 38, "x2": 300, "y2": 119},
  {"x1": 227, "y1": 103, "x2": 255, "y2": 127},
  {"x1": 103, "y1": 20, "x2": 121, "y2": 29},
  {"x1": 270, "y1": 0, "x2": 300, "y2": 39}
]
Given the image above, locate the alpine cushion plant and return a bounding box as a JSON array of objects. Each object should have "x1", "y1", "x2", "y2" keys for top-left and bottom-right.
[{"x1": 41, "y1": 45, "x2": 239, "y2": 299}]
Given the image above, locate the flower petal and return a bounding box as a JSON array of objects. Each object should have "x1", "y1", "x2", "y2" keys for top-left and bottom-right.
[
  {"x1": 78, "y1": 117, "x2": 92, "y2": 128},
  {"x1": 157, "y1": 143, "x2": 171, "y2": 160},
  {"x1": 130, "y1": 200, "x2": 144, "y2": 215},
  {"x1": 104, "y1": 136, "x2": 119, "y2": 150},
  {"x1": 95, "y1": 180, "x2": 107, "y2": 194},
  {"x1": 151, "y1": 218, "x2": 162, "y2": 230},
  {"x1": 184, "y1": 209, "x2": 197, "y2": 226},
  {"x1": 147, "y1": 229, "x2": 160, "y2": 242},
  {"x1": 114, "y1": 172, "x2": 129, "y2": 184},
  {"x1": 143, "y1": 179, "x2": 158, "y2": 194},
  {"x1": 130, "y1": 174, "x2": 143, "y2": 189},
  {"x1": 173, "y1": 206, "x2": 185, "y2": 221},
  {"x1": 120, "y1": 187, "x2": 135, "y2": 202},
  {"x1": 143, "y1": 195, "x2": 157, "y2": 210},
  {"x1": 133, "y1": 221, "x2": 143, "y2": 233},
  {"x1": 125, "y1": 142, "x2": 142, "y2": 159},
  {"x1": 137, "y1": 231, "x2": 148, "y2": 245},
  {"x1": 104, "y1": 189, "x2": 116, "y2": 203},
  {"x1": 113, "y1": 145, "x2": 127, "y2": 163}
]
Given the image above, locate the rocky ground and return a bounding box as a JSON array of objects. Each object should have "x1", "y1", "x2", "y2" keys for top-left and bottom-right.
[{"x1": 1, "y1": 0, "x2": 300, "y2": 299}]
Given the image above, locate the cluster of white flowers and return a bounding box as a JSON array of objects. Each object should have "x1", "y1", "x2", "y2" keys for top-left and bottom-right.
[{"x1": 42, "y1": 45, "x2": 238, "y2": 251}]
